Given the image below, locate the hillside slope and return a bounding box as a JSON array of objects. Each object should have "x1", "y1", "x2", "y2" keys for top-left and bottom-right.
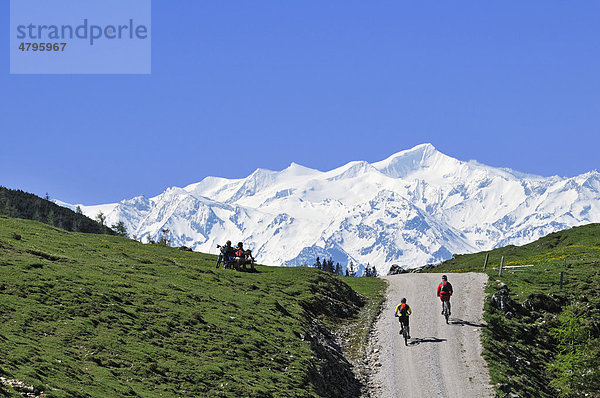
[
  {"x1": 0, "y1": 187, "x2": 111, "y2": 235},
  {"x1": 434, "y1": 223, "x2": 600, "y2": 397},
  {"x1": 0, "y1": 216, "x2": 384, "y2": 397}
]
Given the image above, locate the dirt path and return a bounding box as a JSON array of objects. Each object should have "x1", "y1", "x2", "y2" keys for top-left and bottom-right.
[{"x1": 369, "y1": 273, "x2": 493, "y2": 398}]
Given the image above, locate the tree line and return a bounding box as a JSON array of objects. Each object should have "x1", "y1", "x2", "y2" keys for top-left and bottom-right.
[
  {"x1": 312, "y1": 257, "x2": 378, "y2": 277},
  {"x1": 0, "y1": 186, "x2": 118, "y2": 235}
]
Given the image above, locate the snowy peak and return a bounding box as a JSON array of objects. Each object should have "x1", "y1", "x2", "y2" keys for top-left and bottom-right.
[
  {"x1": 372, "y1": 143, "x2": 448, "y2": 178},
  {"x1": 282, "y1": 162, "x2": 320, "y2": 177}
]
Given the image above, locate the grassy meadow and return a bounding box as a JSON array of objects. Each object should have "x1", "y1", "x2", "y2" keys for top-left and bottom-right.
[{"x1": 0, "y1": 216, "x2": 385, "y2": 397}]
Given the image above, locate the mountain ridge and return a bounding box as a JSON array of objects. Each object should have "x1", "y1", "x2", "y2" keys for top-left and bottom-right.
[{"x1": 58, "y1": 144, "x2": 600, "y2": 275}]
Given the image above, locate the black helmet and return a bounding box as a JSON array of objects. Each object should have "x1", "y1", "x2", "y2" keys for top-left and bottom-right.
[
  {"x1": 401, "y1": 297, "x2": 406, "y2": 303},
  {"x1": 442, "y1": 275, "x2": 447, "y2": 280}
]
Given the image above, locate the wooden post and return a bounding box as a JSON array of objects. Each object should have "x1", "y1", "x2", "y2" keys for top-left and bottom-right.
[
  {"x1": 560, "y1": 271, "x2": 564, "y2": 290},
  {"x1": 499, "y1": 256, "x2": 504, "y2": 277},
  {"x1": 483, "y1": 253, "x2": 489, "y2": 271}
]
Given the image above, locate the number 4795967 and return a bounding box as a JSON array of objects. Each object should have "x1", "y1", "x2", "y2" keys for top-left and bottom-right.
[{"x1": 18, "y1": 43, "x2": 67, "y2": 51}]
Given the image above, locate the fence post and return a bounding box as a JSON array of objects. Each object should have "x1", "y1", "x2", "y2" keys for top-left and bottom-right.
[
  {"x1": 499, "y1": 256, "x2": 504, "y2": 277},
  {"x1": 483, "y1": 253, "x2": 489, "y2": 271},
  {"x1": 560, "y1": 271, "x2": 564, "y2": 290}
]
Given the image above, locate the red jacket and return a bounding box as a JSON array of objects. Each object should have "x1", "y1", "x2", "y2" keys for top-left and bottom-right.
[{"x1": 437, "y1": 281, "x2": 453, "y2": 297}]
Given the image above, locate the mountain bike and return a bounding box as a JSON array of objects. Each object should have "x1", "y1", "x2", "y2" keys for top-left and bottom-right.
[
  {"x1": 442, "y1": 300, "x2": 450, "y2": 324},
  {"x1": 396, "y1": 315, "x2": 409, "y2": 346},
  {"x1": 215, "y1": 245, "x2": 235, "y2": 269}
]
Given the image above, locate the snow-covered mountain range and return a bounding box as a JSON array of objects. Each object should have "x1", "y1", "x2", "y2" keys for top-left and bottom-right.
[{"x1": 58, "y1": 144, "x2": 600, "y2": 275}]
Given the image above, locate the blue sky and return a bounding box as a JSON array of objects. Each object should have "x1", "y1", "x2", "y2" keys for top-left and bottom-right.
[{"x1": 1, "y1": 1, "x2": 599, "y2": 204}]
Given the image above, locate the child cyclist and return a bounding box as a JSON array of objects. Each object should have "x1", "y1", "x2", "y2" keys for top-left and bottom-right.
[{"x1": 394, "y1": 297, "x2": 412, "y2": 339}]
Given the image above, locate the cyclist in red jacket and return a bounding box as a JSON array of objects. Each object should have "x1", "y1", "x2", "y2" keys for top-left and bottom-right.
[{"x1": 437, "y1": 275, "x2": 453, "y2": 315}]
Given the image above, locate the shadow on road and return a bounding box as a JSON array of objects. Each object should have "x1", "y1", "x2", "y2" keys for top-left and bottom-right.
[
  {"x1": 449, "y1": 318, "x2": 485, "y2": 327},
  {"x1": 409, "y1": 337, "x2": 447, "y2": 345}
]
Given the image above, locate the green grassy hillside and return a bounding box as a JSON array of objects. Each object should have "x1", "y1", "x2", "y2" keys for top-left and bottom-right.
[
  {"x1": 0, "y1": 216, "x2": 385, "y2": 397},
  {"x1": 435, "y1": 223, "x2": 600, "y2": 397},
  {"x1": 0, "y1": 187, "x2": 113, "y2": 235}
]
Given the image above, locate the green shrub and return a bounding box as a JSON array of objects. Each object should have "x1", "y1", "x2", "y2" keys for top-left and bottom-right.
[{"x1": 547, "y1": 303, "x2": 600, "y2": 396}]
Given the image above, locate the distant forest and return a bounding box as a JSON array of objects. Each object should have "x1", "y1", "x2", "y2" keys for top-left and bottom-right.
[{"x1": 0, "y1": 186, "x2": 115, "y2": 235}]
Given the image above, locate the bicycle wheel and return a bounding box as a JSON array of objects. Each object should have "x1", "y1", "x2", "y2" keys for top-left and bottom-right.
[{"x1": 443, "y1": 301, "x2": 450, "y2": 324}]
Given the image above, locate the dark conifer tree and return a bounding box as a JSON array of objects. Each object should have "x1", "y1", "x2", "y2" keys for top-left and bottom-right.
[
  {"x1": 362, "y1": 263, "x2": 378, "y2": 277},
  {"x1": 47, "y1": 209, "x2": 55, "y2": 226},
  {"x1": 158, "y1": 228, "x2": 171, "y2": 246},
  {"x1": 112, "y1": 221, "x2": 128, "y2": 237},
  {"x1": 95, "y1": 211, "x2": 106, "y2": 227},
  {"x1": 314, "y1": 257, "x2": 322, "y2": 270},
  {"x1": 323, "y1": 258, "x2": 334, "y2": 273},
  {"x1": 348, "y1": 261, "x2": 356, "y2": 277}
]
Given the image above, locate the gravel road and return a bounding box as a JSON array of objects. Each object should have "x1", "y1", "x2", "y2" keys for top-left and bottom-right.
[{"x1": 369, "y1": 273, "x2": 493, "y2": 398}]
